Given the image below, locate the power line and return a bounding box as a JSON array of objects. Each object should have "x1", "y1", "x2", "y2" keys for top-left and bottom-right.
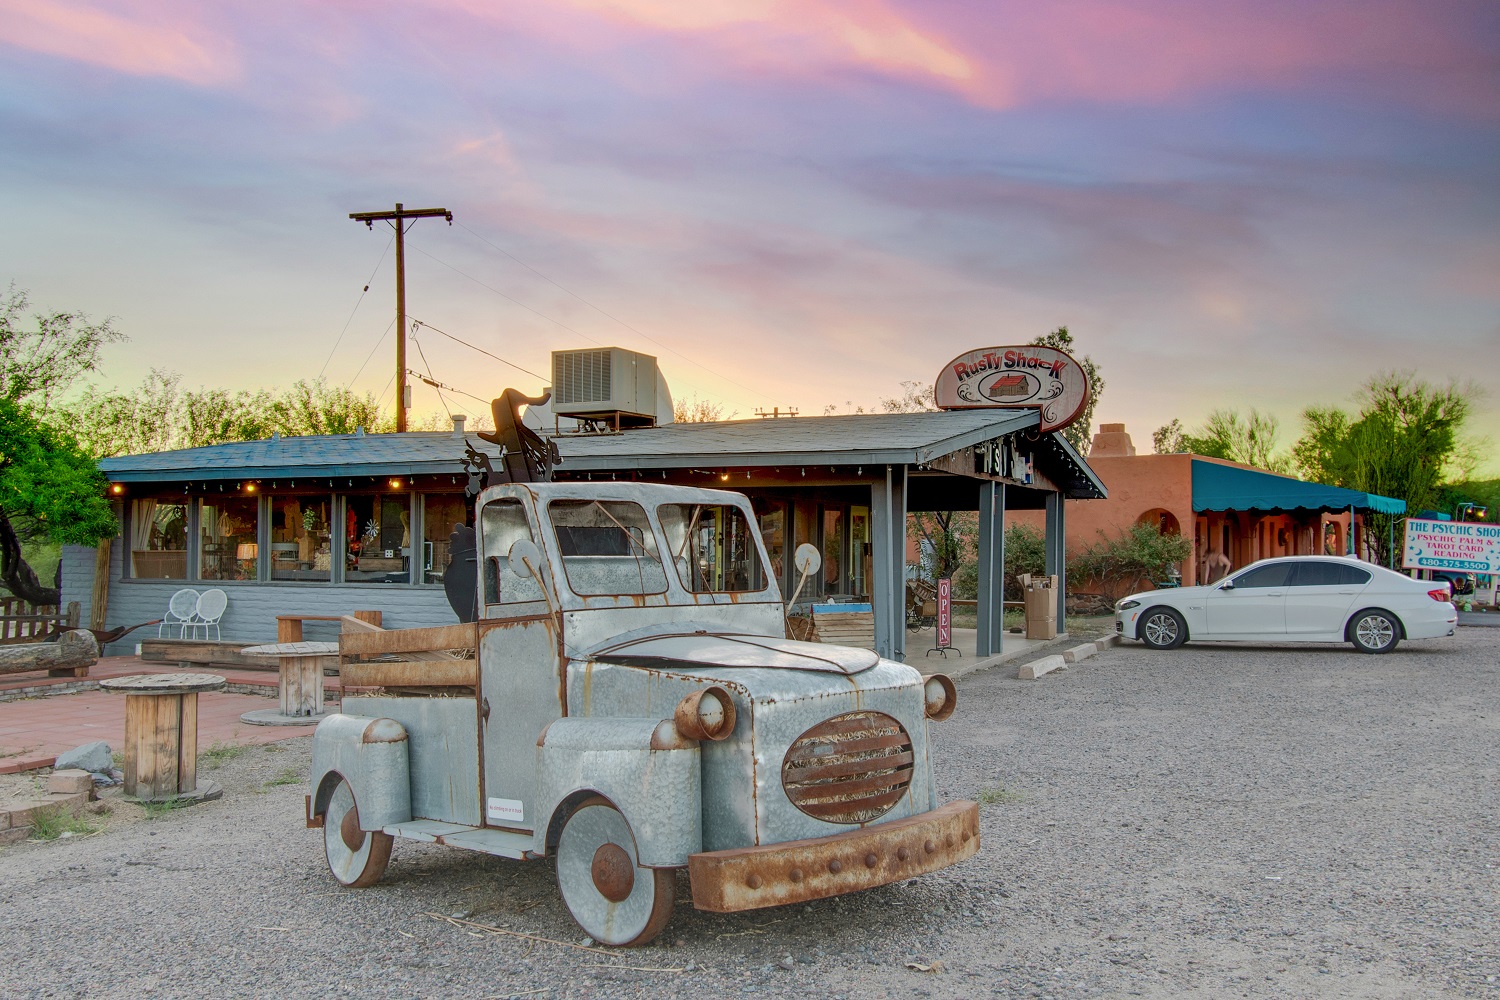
[
  {"x1": 409, "y1": 336, "x2": 452, "y2": 419},
  {"x1": 348, "y1": 317, "x2": 396, "y2": 386},
  {"x1": 455, "y1": 221, "x2": 767, "y2": 399},
  {"x1": 320, "y1": 233, "x2": 393, "y2": 379},
  {"x1": 409, "y1": 316, "x2": 549, "y2": 383}
]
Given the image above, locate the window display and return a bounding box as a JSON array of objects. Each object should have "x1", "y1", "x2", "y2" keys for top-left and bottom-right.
[
  {"x1": 423, "y1": 494, "x2": 468, "y2": 585},
  {"x1": 270, "y1": 496, "x2": 333, "y2": 582},
  {"x1": 345, "y1": 494, "x2": 411, "y2": 584},
  {"x1": 130, "y1": 501, "x2": 188, "y2": 579},
  {"x1": 201, "y1": 498, "x2": 259, "y2": 580}
]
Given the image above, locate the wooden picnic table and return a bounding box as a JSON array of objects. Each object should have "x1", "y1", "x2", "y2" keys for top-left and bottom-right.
[
  {"x1": 99, "y1": 672, "x2": 226, "y2": 803},
  {"x1": 240, "y1": 641, "x2": 340, "y2": 725}
]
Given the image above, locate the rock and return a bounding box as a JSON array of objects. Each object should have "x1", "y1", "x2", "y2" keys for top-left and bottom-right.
[
  {"x1": 778, "y1": 955, "x2": 795, "y2": 970},
  {"x1": 48, "y1": 769, "x2": 95, "y2": 795},
  {"x1": 55, "y1": 741, "x2": 112, "y2": 775}
]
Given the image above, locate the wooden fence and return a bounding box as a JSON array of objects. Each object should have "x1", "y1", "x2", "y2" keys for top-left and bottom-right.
[{"x1": 0, "y1": 597, "x2": 81, "y2": 645}]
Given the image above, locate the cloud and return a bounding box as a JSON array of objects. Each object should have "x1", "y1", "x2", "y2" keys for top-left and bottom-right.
[{"x1": 0, "y1": 0, "x2": 239, "y2": 86}]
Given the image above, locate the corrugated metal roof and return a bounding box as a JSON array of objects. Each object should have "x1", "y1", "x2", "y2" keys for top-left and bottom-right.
[
  {"x1": 552, "y1": 409, "x2": 1040, "y2": 468},
  {"x1": 95, "y1": 409, "x2": 1107, "y2": 499},
  {"x1": 98, "y1": 431, "x2": 501, "y2": 482}
]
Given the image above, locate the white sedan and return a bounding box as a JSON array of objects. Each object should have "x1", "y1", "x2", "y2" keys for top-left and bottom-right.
[{"x1": 1115, "y1": 556, "x2": 1457, "y2": 654}]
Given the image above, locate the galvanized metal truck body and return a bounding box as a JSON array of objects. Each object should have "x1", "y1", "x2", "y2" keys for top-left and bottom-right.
[{"x1": 308, "y1": 482, "x2": 978, "y2": 945}]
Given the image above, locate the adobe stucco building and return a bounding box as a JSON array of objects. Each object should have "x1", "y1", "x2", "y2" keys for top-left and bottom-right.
[{"x1": 1013, "y1": 424, "x2": 1404, "y2": 589}]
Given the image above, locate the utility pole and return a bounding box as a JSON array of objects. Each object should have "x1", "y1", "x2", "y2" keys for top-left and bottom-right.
[{"x1": 349, "y1": 202, "x2": 453, "y2": 432}]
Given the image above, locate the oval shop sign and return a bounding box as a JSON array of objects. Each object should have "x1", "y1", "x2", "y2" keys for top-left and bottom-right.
[{"x1": 934, "y1": 346, "x2": 1090, "y2": 433}]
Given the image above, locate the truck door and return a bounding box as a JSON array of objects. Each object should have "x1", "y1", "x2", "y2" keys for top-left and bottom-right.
[{"x1": 475, "y1": 496, "x2": 562, "y2": 833}]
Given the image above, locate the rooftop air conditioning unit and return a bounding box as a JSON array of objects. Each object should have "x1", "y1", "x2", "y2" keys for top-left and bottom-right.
[{"x1": 551, "y1": 347, "x2": 659, "y2": 426}]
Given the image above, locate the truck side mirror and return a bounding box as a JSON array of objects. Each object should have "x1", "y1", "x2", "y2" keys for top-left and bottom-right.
[
  {"x1": 785, "y1": 543, "x2": 823, "y2": 610},
  {"x1": 508, "y1": 539, "x2": 544, "y2": 581}
]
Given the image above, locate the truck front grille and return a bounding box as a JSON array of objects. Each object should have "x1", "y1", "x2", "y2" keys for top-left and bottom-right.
[{"x1": 781, "y1": 710, "x2": 913, "y2": 824}]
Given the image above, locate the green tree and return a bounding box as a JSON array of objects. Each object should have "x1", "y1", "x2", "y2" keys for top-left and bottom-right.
[
  {"x1": 0, "y1": 287, "x2": 120, "y2": 604},
  {"x1": 1176, "y1": 408, "x2": 1291, "y2": 472},
  {"x1": 1029, "y1": 326, "x2": 1104, "y2": 453},
  {"x1": 1152, "y1": 418, "x2": 1186, "y2": 454},
  {"x1": 1292, "y1": 372, "x2": 1478, "y2": 564},
  {"x1": 1071, "y1": 523, "x2": 1194, "y2": 599},
  {"x1": 673, "y1": 393, "x2": 735, "y2": 423}
]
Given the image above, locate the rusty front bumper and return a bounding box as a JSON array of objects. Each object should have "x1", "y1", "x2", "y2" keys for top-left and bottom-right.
[{"x1": 686, "y1": 800, "x2": 979, "y2": 913}]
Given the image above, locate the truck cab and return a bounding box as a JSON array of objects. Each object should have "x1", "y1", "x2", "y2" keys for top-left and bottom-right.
[{"x1": 308, "y1": 482, "x2": 977, "y2": 946}]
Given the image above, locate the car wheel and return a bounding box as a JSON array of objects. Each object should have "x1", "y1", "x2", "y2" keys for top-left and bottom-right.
[
  {"x1": 1348, "y1": 609, "x2": 1400, "y2": 654},
  {"x1": 1138, "y1": 607, "x2": 1187, "y2": 649}
]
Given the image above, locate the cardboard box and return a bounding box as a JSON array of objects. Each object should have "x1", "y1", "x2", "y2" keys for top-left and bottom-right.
[
  {"x1": 1023, "y1": 574, "x2": 1059, "y2": 639},
  {"x1": 1025, "y1": 615, "x2": 1057, "y2": 640}
]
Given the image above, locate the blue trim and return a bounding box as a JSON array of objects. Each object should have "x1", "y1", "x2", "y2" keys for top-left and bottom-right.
[{"x1": 1191, "y1": 460, "x2": 1406, "y2": 515}]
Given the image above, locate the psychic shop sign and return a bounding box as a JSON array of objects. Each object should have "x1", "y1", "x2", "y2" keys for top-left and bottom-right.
[
  {"x1": 934, "y1": 346, "x2": 1090, "y2": 432},
  {"x1": 1402, "y1": 518, "x2": 1500, "y2": 574}
]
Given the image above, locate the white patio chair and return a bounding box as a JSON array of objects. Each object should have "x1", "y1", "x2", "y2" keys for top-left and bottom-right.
[
  {"x1": 188, "y1": 588, "x2": 228, "y2": 641},
  {"x1": 158, "y1": 588, "x2": 200, "y2": 639}
]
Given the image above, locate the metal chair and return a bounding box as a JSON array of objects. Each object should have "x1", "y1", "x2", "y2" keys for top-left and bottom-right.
[
  {"x1": 158, "y1": 589, "x2": 200, "y2": 638},
  {"x1": 188, "y1": 589, "x2": 228, "y2": 641}
]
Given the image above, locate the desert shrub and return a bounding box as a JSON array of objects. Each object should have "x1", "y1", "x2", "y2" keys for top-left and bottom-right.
[{"x1": 1071, "y1": 523, "x2": 1193, "y2": 599}]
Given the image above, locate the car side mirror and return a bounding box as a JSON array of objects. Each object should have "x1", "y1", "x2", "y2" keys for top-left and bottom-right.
[{"x1": 1219, "y1": 579, "x2": 1235, "y2": 591}]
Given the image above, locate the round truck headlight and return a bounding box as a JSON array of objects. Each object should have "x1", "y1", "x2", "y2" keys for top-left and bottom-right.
[
  {"x1": 675, "y1": 686, "x2": 737, "y2": 741},
  {"x1": 922, "y1": 674, "x2": 957, "y2": 721}
]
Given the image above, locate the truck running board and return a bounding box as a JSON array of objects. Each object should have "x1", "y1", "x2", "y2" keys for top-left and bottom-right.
[{"x1": 383, "y1": 820, "x2": 539, "y2": 860}]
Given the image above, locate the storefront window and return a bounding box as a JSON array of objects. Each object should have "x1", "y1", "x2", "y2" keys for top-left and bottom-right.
[
  {"x1": 793, "y1": 501, "x2": 818, "y2": 596},
  {"x1": 821, "y1": 508, "x2": 845, "y2": 598},
  {"x1": 345, "y1": 494, "x2": 411, "y2": 584},
  {"x1": 201, "y1": 498, "x2": 259, "y2": 580},
  {"x1": 753, "y1": 498, "x2": 786, "y2": 591},
  {"x1": 659, "y1": 503, "x2": 767, "y2": 593},
  {"x1": 422, "y1": 494, "x2": 468, "y2": 585},
  {"x1": 850, "y1": 506, "x2": 870, "y2": 599},
  {"x1": 130, "y1": 501, "x2": 188, "y2": 579},
  {"x1": 270, "y1": 496, "x2": 333, "y2": 582}
]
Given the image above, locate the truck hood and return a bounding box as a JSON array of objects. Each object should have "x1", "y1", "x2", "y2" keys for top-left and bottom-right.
[{"x1": 587, "y1": 631, "x2": 880, "y2": 676}]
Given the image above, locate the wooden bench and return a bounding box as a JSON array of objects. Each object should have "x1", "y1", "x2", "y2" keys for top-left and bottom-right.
[
  {"x1": 338, "y1": 621, "x2": 478, "y2": 693},
  {"x1": 277, "y1": 611, "x2": 382, "y2": 643}
]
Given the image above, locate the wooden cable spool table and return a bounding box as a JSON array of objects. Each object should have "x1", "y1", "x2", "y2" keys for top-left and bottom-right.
[
  {"x1": 99, "y1": 673, "x2": 226, "y2": 804},
  {"x1": 239, "y1": 641, "x2": 340, "y2": 726}
]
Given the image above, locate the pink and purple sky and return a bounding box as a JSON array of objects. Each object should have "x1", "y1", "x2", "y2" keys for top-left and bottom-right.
[{"x1": 2, "y1": 1, "x2": 1497, "y2": 470}]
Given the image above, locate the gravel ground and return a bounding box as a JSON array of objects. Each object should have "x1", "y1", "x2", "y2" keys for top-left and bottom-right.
[{"x1": 2, "y1": 628, "x2": 1496, "y2": 999}]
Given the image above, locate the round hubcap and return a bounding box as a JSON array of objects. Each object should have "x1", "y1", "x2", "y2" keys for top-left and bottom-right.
[
  {"x1": 591, "y1": 843, "x2": 635, "y2": 902},
  {"x1": 1357, "y1": 616, "x2": 1392, "y2": 648},
  {"x1": 1144, "y1": 614, "x2": 1177, "y2": 645},
  {"x1": 339, "y1": 804, "x2": 366, "y2": 852}
]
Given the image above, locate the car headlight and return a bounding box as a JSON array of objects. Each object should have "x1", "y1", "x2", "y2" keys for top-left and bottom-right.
[
  {"x1": 674, "y1": 686, "x2": 736, "y2": 741},
  {"x1": 1116, "y1": 599, "x2": 1140, "y2": 611},
  {"x1": 922, "y1": 674, "x2": 957, "y2": 721}
]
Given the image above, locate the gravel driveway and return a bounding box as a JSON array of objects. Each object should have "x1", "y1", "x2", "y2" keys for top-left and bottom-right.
[{"x1": 2, "y1": 629, "x2": 1495, "y2": 999}]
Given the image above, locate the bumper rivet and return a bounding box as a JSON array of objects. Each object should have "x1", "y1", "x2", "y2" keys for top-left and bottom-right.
[
  {"x1": 746, "y1": 874, "x2": 763, "y2": 889},
  {"x1": 923, "y1": 839, "x2": 936, "y2": 854},
  {"x1": 897, "y1": 847, "x2": 910, "y2": 862},
  {"x1": 789, "y1": 867, "x2": 804, "y2": 882},
  {"x1": 945, "y1": 833, "x2": 954, "y2": 847},
  {"x1": 864, "y1": 853, "x2": 878, "y2": 868},
  {"x1": 961, "y1": 830, "x2": 971, "y2": 843},
  {"x1": 828, "y1": 859, "x2": 843, "y2": 874}
]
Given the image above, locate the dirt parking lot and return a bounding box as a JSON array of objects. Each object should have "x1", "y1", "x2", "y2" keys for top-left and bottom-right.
[{"x1": 2, "y1": 628, "x2": 1496, "y2": 999}]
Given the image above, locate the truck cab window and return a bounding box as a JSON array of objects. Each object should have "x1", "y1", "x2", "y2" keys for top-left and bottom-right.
[
  {"x1": 659, "y1": 503, "x2": 767, "y2": 593},
  {"x1": 480, "y1": 498, "x2": 544, "y2": 605},
  {"x1": 550, "y1": 500, "x2": 667, "y2": 596}
]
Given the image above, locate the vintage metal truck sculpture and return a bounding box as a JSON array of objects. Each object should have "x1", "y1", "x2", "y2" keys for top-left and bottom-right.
[{"x1": 307, "y1": 481, "x2": 978, "y2": 946}]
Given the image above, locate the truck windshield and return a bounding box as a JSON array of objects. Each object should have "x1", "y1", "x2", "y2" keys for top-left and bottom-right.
[
  {"x1": 550, "y1": 500, "x2": 668, "y2": 596},
  {"x1": 658, "y1": 504, "x2": 767, "y2": 594}
]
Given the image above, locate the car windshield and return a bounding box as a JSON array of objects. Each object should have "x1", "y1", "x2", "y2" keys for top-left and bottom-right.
[
  {"x1": 550, "y1": 500, "x2": 668, "y2": 596},
  {"x1": 658, "y1": 503, "x2": 768, "y2": 593}
]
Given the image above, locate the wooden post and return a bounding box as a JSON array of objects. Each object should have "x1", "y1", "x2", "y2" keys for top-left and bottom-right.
[
  {"x1": 90, "y1": 539, "x2": 111, "y2": 631},
  {"x1": 277, "y1": 618, "x2": 304, "y2": 643}
]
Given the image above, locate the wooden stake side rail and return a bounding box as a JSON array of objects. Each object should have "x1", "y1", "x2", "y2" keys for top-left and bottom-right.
[{"x1": 339, "y1": 622, "x2": 477, "y2": 660}]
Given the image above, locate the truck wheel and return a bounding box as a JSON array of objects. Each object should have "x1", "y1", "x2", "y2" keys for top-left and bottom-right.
[
  {"x1": 556, "y1": 796, "x2": 674, "y2": 946},
  {"x1": 323, "y1": 776, "x2": 393, "y2": 887}
]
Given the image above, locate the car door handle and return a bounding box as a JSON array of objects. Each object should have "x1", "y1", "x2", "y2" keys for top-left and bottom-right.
[
  {"x1": 1338, "y1": 590, "x2": 1357, "y2": 595},
  {"x1": 1265, "y1": 592, "x2": 1284, "y2": 597}
]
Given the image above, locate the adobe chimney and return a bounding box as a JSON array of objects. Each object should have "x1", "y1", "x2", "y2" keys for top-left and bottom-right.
[{"x1": 1089, "y1": 422, "x2": 1136, "y2": 458}]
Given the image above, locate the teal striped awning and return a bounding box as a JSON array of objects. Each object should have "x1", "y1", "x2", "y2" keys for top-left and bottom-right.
[{"x1": 1191, "y1": 460, "x2": 1406, "y2": 515}]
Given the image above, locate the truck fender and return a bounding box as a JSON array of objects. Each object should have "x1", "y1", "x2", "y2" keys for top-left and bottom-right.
[
  {"x1": 307, "y1": 714, "x2": 412, "y2": 832},
  {"x1": 534, "y1": 717, "x2": 701, "y2": 867}
]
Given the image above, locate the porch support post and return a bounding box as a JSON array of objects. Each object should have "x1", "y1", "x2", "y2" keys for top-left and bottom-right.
[
  {"x1": 871, "y1": 465, "x2": 908, "y2": 661},
  {"x1": 975, "y1": 480, "x2": 1006, "y2": 657},
  {"x1": 1045, "y1": 490, "x2": 1067, "y2": 625}
]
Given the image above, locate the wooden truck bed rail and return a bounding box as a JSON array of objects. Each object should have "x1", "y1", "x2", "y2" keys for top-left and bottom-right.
[{"x1": 338, "y1": 621, "x2": 479, "y2": 691}]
